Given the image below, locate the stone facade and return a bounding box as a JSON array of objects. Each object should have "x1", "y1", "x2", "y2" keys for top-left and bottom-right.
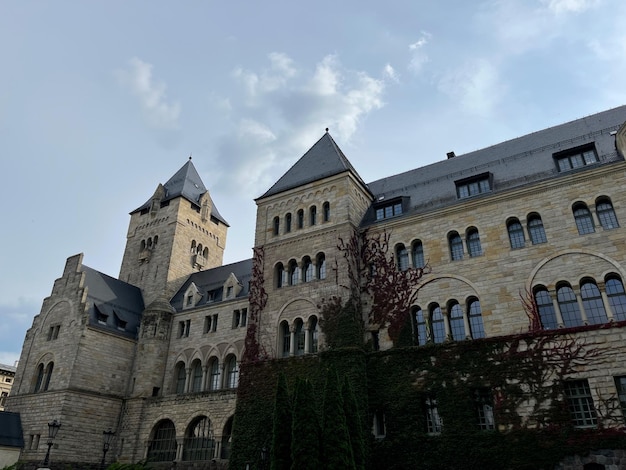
[
  {"x1": 7, "y1": 108, "x2": 626, "y2": 469},
  {"x1": 0, "y1": 363, "x2": 15, "y2": 411}
]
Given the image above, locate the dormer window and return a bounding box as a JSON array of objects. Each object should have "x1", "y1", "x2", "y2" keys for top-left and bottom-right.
[
  {"x1": 455, "y1": 173, "x2": 492, "y2": 199},
  {"x1": 375, "y1": 199, "x2": 403, "y2": 221},
  {"x1": 183, "y1": 283, "x2": 201, "y2": 309},
  {"x1": 554, "y1": 144, "x2": 598, "y2": 172}
]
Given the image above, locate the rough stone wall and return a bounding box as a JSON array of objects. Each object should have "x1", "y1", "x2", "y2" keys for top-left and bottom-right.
[{"x1": 555, "y1": 449, "x2": 626, "y2": 470}]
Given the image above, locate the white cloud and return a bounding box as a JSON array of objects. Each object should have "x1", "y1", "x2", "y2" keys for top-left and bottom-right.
[
  {"x1": 309, "y1": 55, "x2": 341, "y2": 96},
  {"x1": 383, "y1": 64, "x2": 399, "y2": 83},
  {"x1": 542, "y1": 0, "x2": 599, "y2": 14},
  {"x1": 408, "y1": 31, "x2": 431, "y2": 75},
  {"x1": 438, "y1": 59, "x2": 504, "y2": 116},
  {"x1": 233, "y1": 52, "x2": 297, "y2": 98},
  {"x1": 116, "y1": 58, "x2": 181, "y2": 130}
]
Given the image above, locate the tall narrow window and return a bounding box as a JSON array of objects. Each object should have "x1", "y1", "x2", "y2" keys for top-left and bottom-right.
[
  {"x1": 226, "y1": 356, "x2": 238, "y2": 388},
  {"x1": 573, "y1": 203, "x2": 595, "y2": 235},
  {"x1": 474, "y1": 389, "x2": 495, "y2": 430},
  {"x1": 412, "y1": 240, "x2": 424, "y2": 268},
  {"x1": 281, "y1": 321, "x2": 291, "y2": 358},
  {"x1": 448, "y1": 302, "x2": 465, "y2": 341},
  {"x1": 528, "y1": 214, "x2": 547, "y2": 244},
  {"x1": 209, "y1": 359, "x2": 220, "y2": 390},
  {"x1": 507, "y1": 219, "x2": 525, "y2": 249},
  {"x1": 614, "y1": 376, "x2": 626, "y2": 421},
  {"x1": 275, "y1": 263, "x2": 285, "y2": 288},
  {"x1": 396, "y1": 244, "x2": 409, "y2": 271},
  {"x1": 43, "y1": 362, "x2": 53, "y2": 391},
  {"x1": 323, "y1": 202, "x2": 330, "y2": 222},
  {"x1": 34, "y1": 363, "x2": 44, "y2": 393},
  {"x1": 534, "y1": 288, "x2": 558, "y2": 329},
  {"x1": 302, "y1": 256, "x2": 313, "y2": 282},
  {"x1": 191, "y1": 360, "x2": 203, "y2": 392},
  {"x1": 175, "y1": 363, "x2": 186, "y2": 394},
  {"x1": 317, "y1": 253, "x2": 326, "y2": 280},
  {"x1": 580, "y1": 281, "x2": 608, "y2": 325},
  {"x1": 449, "y1": 232, "x2": 463, "y2": 261},
  {"x1": 563, "y1": 380, "x2": 597, "y2": 428},
  {"x1": 285, "y1": 213, "x2": 292, "y2": 233},
  {"x1": 297, "y1": 209, "x2": 304, "y2": 229},
  {"x1": 413, "y1": 307, "x2": 428, "y2": 346},
  {"x1": 606, "y1": 276, "x2": 626, "y2": 321},
  {"x1": 272, "y1": 216, "x2": 280, "y2": 236},
  {"x1": 467, "y1": 228, "x2": 482, "y2": 257},
  {"x1": 430, "y1": 305, "x2": 445, "y2": 344},
  {"x1": 468, "y1": 299, "x2": 486, "y2": 339},
  {"x1": 557, "y1": 284, "x2": 583, "y2": 327},
  {"x1": 309, "y1": 317, "x2": 318, "y2": 353},
  {"x1": 288, "y1": 259, "x2": 299, "y2": 286},
  {"x1": 424, "y1": 396, "x2": 443, "y2": 434},
  {"x1": 309, "y1": 206, "x2": 317, "y2": 226},
  {"x1": 596, "y1": 197, "x2": 619, "y2": 230},
  {"x1": 294, "y1": 319, "x2": 305, "y2": 356}
]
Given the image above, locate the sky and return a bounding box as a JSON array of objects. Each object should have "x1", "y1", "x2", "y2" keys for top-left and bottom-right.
[{"x1": 1, "y1": 0, "x2": 626, "y2": 366}]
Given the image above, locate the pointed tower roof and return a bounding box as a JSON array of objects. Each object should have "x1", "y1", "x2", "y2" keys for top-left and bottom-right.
[
  {"x1": 258, "y1": 131, "x2": 371, "y2": 199},
  {"x1": 132, "y1": 159, "x2": 228, "y2": 225}
]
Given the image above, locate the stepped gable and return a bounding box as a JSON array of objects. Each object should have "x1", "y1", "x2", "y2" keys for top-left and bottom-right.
[
  {"x1": 259, "y1": 131, "x2": 371, "y2": 199},
  {"x1": 363, "y1": 105, "x2": 626, "y2": 225},
  {"x1": 170, "y1": 258, "x2": 253, "y2": 310},
  {"x1": 132, "y1": 159, "x2": 229, "y2": 225},
  {"x1": 82, "y1": 265, "x2": 144, "y2": 338}
]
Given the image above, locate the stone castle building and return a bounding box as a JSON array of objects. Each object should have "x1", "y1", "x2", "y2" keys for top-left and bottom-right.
[{"x1": 6, "y1": 105, "x2": 626, "y2": 468}]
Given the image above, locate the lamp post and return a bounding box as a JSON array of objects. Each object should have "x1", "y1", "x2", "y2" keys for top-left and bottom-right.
[
  {"x1": 42, "y1": 419, "x2": 61, "y2": 467},
  {"x1": 101, "y1": 429, "x2": 115, "y2": 469}
]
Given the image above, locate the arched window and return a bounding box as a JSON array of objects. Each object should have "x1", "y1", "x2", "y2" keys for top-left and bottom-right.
[
  {"x1": 147, "y1": 237, "x2": 153, "y2": 249},
  {"x1": 413, "y1": 306, "x2": 428, "y2": 346},
  {"x1": 528, "y1": 213, "x2": 547, "y2": 244},
  {"x1": 302, "y1": 256, "x2": 313, "y2": 282},
  {"x1": 430, "y1": 305, "x2": 445, "y2": 344},
  {"x1": 196, "y1": 244, "x2": 203, "y2": 255},
  {"x1": 220, "y1": 417, "x2": 233, "y2": 459},
  {"x1": 580, "y1": 280, "x2": 608, "y2": 325},
  {"x1": 308, "y1": 316, "x2": 319, "y2": 353},
  {"x1": 208, "y1": 358, "x2": 220, "y2": 390},
  {"x1": 596, "y1": 197, "x2": 619, "y2": 230},
  {"x1": 140, "y1": 240, "x2": 146, "y2": 251},
  {"x1": 275, "y1": 263, "x2": 285, "y2": 288},
  {"x1": 294, "y1": 319, "x2": 305, "y2": 356},
  {"x1": 449, "y1": 232, "x2": 463, "y2": 261},
  {"x1": 202, "y1": 247, "x2": 208, "y2": 259},
  {"x1": 175, "y1": 362, "x2": 186, "y2": 394},
  {"x1": 280, "y1": 321, "x2": 291, "y2": 358},
  {"x1": 153, "y1": 235, "x2": 158, "y2": 245},
  {"x1": 605, "y1": 276, "x2": 626, "y2": 321},
  {"x1": 147, "y1": 420, "x2": 177, "y2": 462},
  {"x1": 190, "y1": 240, "x2": 196, "y2": 253},
  {"x1": 534, "y1": 288, "x2": 558, "y2": 329},
  {"x1": 225, "y1": 356, "x2": 238, "y2": 388},
  {"x1": 42, "y1": 362, "x2": 54, "y2": 391},
  {"x1": 317, "y1": 253, "x2": 327, "y2": 280},
  {"x1": 33, "y1": 363, "x2": 44, "y2": 393},
  {"x1": 468, "y1": 299, "x2": 486, "y2": 339},
  {"x1": 273, "y1": 216, "x2": 280, "y2": 236},
  {"x1": 557, "y1": 284, "x2": 583, "y2": 327},
  {"x1": 396, "y1": 244, "x2": 409, "y2": 271},
  {"x1": 183, "y1": 416, "x2": 214, "y2": 461},
  {"x1": 288, "y1": 259, "x2": 299, "y2": 286},
  {"x1": 466, "y1": 228, "x2": 482, "y2": 257},
  {"x1": 285, "y1": 213, "x2": 292, "y2": 233},
  {"x1": 191, "y1": 360, "x2": 203, "y2": 392},
  {"x1": 323, "y1": 202, "x2": 330, "y2": 222},
  {"x1": 412, "y1": 240, "x2": 425, "y2": 268},
  {"x1": 573, "y1": 203, "x2": 595, "y2": 235},
  {"x1": 507, "y1": 218, "x2": 525, "y2": 249},
  {"x1": 448, "y1": 302, "x2": 465, "y2": 341},
  {"x1": 310, "y1": 206, "x2": 317, "y2": 226},
  {"x1": 297, "y1": 209, "x2": 304, "y2": 229}
]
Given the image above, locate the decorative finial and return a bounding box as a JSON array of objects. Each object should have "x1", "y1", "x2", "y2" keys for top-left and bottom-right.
[
  {"x1": 325, "y1": 127, "x2": 329, "y2": 133},
  {"x1": 189, "y1": 153, "x2": 192, "y2": 160}
]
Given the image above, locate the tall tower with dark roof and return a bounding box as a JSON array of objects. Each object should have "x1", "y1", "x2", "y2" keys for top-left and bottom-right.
[{"x1": 119, "y1": 159, "x2": 229, "y2": 304}]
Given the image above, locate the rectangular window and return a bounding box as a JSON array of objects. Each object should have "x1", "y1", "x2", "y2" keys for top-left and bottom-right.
[
  {"x1": 203, "y1": 316, "x2": 212, "y2": 334},
  {"x1": 232, "y1": 310, "x2": 240, "y2": 328},
  {"x1": 0, "y1": 391, "x2": 8, "y2": 407},
  {"x1": 563, "y1": 379, "x2": 597, "y2": 428},
  {"x1": 374, "y1": 200, "x2": 403, "y2": 221},
  {"x1": 240, "y1": 308, "x2": 248, "y2": 327},
  {"x1": 554, "y1": 144, "x2": 598, "y2": 172},
  {"x1": 212, "y1": 314, "x2": 218, "y2": 332},
  {"x1": 424, "y1": 396, "x2": 443, "y2": 434},
  {"x1": 614, "y1": 376, "x2": 626, "y2": 422},
  {"x1": 474, "y1": 388, "x2": 495, "y2": 430},
  {"x1": 455, "y1": 173, "x2": 492, "y2": 199}
]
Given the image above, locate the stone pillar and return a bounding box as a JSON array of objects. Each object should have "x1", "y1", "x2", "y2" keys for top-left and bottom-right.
[
  {"x1": 598, "y1": 281, "x2": 614, "y2": 321},
  {"x1": 304, "y1": 326, "x2": 311, "y2": 354},
  {"x1": 289, "y1": 324, "x2": 296, "y2": 356},
  {"x1": 550, "y1": 289, "x2": 565, "y2": 327},
  {"x1": 573, "y1": 286, "x2": 589, "y2": 324},
  {"x1": 185, "y1": 367, "x2": 192, "y2": 393},
  {"x1": 441, "y1": 306, "x2": 451, "y2": 340}
]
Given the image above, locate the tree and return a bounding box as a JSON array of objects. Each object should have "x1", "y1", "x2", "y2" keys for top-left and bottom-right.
[
  {"x1": 271, "y1": 373, "x2": 292, "y2": 470},
  {"x1": 291, "y1": 378, "x2": 320, "y2": 470},
  {"x1": 321, "y1": 367, "x2": 356, "y2": 470}
]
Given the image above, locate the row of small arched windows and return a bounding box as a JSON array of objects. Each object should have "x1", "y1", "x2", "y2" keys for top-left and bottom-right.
[
  {"x1": 190, "y1": 240, "x2": 209, "y2": 258},
  {"x1": 33, "y1": 362, "x2": 54, "y2": 393},
  {"x1": 147, "y1": 416, "x2": 233, "y2": 462},
  {"x1": 273, "y1": 202, "x2": 331, "y2": 236},
  {"x1": 533, "y1": 274, "x2": 626, "y2": 330},
  {"x1": 275, "y1": 253, "x2": 327, "y2": 288},
  {"x1": 139, "y1": 236, "x2": 159, "y2": 251},
  {"x1": 412, "y1": 299, "x2": 485, "y2": 346},
  {"x1": 279, "y1": 316, "x2": 319, "y2": 357},
  {"x1": 394, "y1": 197, "x2": 619, "y2": 268},
  {"x1": 174, "y1": 355, "x2": 239, "y2": 394}
]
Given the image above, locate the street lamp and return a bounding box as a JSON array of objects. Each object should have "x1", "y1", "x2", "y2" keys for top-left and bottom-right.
[
  {"x1": 101, "y1": 429, "x2": 115, "y2": 469},
  {"x1": 42, "y1": 420, "x2": 61, "y2": 467}
]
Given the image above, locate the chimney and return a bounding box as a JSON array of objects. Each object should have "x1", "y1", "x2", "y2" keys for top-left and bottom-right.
[{"x1": 447, "y1": 151, "x2": 456, "y2": 159}]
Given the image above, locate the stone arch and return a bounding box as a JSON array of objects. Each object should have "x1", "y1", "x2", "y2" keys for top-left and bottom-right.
[
  {"x1": 415, "y1": 274, "x2": 482, "y2": 308},
  {"x1": 38, "y1": 300, "x2": 72, "y2": 335},
  {"x1": 277, "y1": 298, "x2": 318, "y2": 326}
]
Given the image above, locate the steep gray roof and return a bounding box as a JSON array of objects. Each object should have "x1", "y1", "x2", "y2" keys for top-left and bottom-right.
[
  {"x1": 363, "y1": 105, "x2": 626, "y2": 225},
  {"x1": 0, "y1": 412, "x2": 24, "y2": 448},
  {"x1": 133, "y1": 159, "x2": 229, "y2": 225},
  {"x1": 0, "y1": 363, "x2": 16, "y2": 374},
  {"x1": 83, "y1": 266, "x2": 144, "y2": 338},
  {"x1": 170, "y1": 258, "x2": 253, "y2": 311},
  {"x1": 259, "y1": 132, "x2": 370, "y2": 199}
]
